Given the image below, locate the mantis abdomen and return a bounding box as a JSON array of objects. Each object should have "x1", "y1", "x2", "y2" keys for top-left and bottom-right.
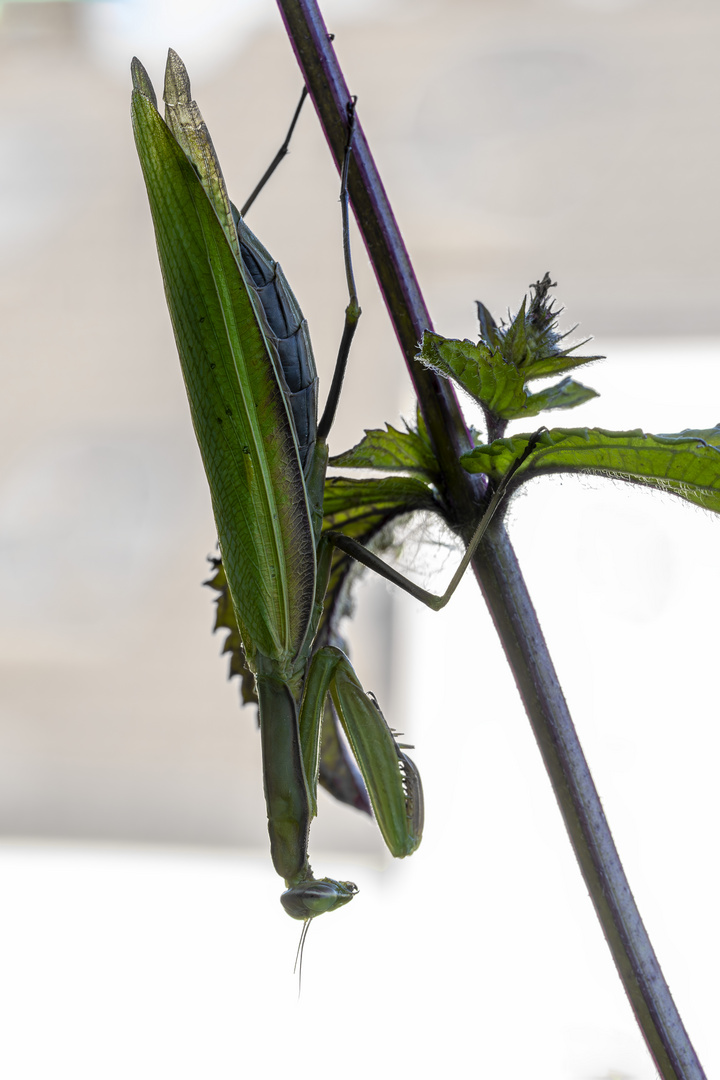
[{"x1": 232, "y1": 205, "x2": 318, "y2": 473}]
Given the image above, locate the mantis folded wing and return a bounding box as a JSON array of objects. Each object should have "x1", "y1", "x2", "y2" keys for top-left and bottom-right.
[{"x1": 131, "y1": 50, "x2": 530, "y2": 924}]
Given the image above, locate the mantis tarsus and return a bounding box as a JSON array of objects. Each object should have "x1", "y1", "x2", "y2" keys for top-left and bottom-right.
[{"x1": 131, "y1": 50, "x2": 539, "y2": 927}]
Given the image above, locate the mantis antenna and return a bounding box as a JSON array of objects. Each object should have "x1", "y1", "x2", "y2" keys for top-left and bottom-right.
[{"x1": 294, "y1": 917, "x2": 313, "y2": 995}]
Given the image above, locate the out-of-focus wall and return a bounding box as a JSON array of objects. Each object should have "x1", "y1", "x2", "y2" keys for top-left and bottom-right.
[{"x1": 0, "y1": 0, "x2": 717, "y2": 848}]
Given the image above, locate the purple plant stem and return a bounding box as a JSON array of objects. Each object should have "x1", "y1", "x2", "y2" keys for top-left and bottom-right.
[{"x1": 275, "y1": 3, "x2": 707, "y2": 1077}]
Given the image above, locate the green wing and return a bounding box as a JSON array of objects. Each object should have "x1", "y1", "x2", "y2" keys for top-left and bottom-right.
[{"x1": 132, "y1": 78, "x2": 315, "y2": 670}]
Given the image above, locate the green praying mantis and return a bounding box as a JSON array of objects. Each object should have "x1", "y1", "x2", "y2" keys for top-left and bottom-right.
[{"x1": 131, "y1": 50, "x2": 539, "y2": 927}]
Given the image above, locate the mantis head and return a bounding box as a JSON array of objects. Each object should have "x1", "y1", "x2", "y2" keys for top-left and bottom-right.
[{"x1": 281, "y1": 877, "x2": 358, "y2": 920}]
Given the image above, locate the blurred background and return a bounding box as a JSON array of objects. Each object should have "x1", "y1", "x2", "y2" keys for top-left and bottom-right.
[{"x1": 0, "y1": 0, "x2": 718, "y2": 1077}]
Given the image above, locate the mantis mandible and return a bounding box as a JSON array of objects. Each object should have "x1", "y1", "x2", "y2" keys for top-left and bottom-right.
[{"x1": 131, "y1": 50, "x2": 537, "y2": 926}]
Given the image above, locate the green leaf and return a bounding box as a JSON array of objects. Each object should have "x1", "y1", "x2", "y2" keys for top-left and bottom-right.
[
  {"x1": 518, "y1": 340, "x2": 603, "y2": 381},
  {"x1": 323, "y1": 475, "x2": 439, "y2": 530},
  {"x1": 476, "y1": 273, "x2": 603, "y2": 382},
  {"x1": 658, "y1": 426, "x2": 720, "y2": 446},
  {"x1": 418, "y1": 331, "x2": 528, "y2": 417},
  {"x1": 320, "y1": 475, "x2": 440, "y2": 646},
  {"x1": 329, "y1": 423, "x2": 440, "y2": 483},
  {"x1": 476, "y1": 300, "x2": 500, "y2": 348},
  {"x1": 417, "y1": 278, "x2": 602, "y2": 424},
  {"x1": 499, "y1": 295, "x2": 529, "y2": 369},
  {"x1": 462, "y1": 425, "x2": 720, "y2": 512},
  {"x1": 416, "y1": 403, "x2": 432, "y2": 448},
  {"x1": 519, "y1": 377, "x2": 599, "y2": 419}
]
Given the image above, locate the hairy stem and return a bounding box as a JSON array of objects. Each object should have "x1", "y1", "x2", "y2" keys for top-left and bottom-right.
[{"x1": 275, "y1": 2, "x2": 706, "y2": 1077}]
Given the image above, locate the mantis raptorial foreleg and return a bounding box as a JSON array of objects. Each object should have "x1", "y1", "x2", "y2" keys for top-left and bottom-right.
[{"x1": 298, "y1": 642, "x2": 422, "y2": 854}]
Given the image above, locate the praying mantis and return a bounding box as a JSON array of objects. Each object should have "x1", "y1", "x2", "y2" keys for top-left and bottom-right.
[{"x1": 131, "y1": 50, "x2": 538, "y2": 926}]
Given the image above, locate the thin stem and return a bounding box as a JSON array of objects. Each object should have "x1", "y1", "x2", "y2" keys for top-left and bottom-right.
[{"x1": 275, "y1": 3, "x2": 707, "y2": 1078}]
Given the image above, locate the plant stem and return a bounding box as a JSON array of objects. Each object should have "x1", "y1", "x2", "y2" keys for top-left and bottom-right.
[{"x1": 275, "y1": 2, "x2": 707, "y2": 1077}]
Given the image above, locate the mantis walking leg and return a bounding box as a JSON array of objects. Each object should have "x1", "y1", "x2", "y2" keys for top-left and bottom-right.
[
  {"x1": 240, "y1": 87, "x2": 309, "y2": 218},
  {"x1": 326, "y1": 428, "x2": 545, "y2": 611}
]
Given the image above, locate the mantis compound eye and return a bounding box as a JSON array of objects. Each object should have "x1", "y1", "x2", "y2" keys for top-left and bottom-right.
[{"x1": 280, "y1": 878, "x2": 358, "y2": 920}]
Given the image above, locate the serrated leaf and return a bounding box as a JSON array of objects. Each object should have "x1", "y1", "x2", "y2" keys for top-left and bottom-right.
[
  {"x1": 476, "y1": 300, "x2": 500, "y2": 348},
  {"x1": 418, "y1": 331, "x2": 528, "y2": 417},
  {"x1": 323, "y1": 475, "x2": 440, "y2": 529},
  {"x1": 500, "y1": 295, "x2": 529, "y2": 369},
  {"x1": 519, "y1": 342, "x2": 603, "y2": 381},
  {"x1": 477, "y1": 273, "x2": 602, "y2": 382},
  {"x1": 517, "y1": 377, "x2": 599, "y2": 419},
  {"x1": 204, "y1": 558, "x2": 258, "y2": 706},
  {"x1": 416, "y1": 403, "x2": 432, "y2": 448},
  {"x1": 462, "y1": 425, "x2": 720, "y2": 512},
  {"x1": 329, "y1": 423, "x2": 440, "y2": 483},
  {"x1": 657, "y1": 426, "x2": 720, "y2": 446}
]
